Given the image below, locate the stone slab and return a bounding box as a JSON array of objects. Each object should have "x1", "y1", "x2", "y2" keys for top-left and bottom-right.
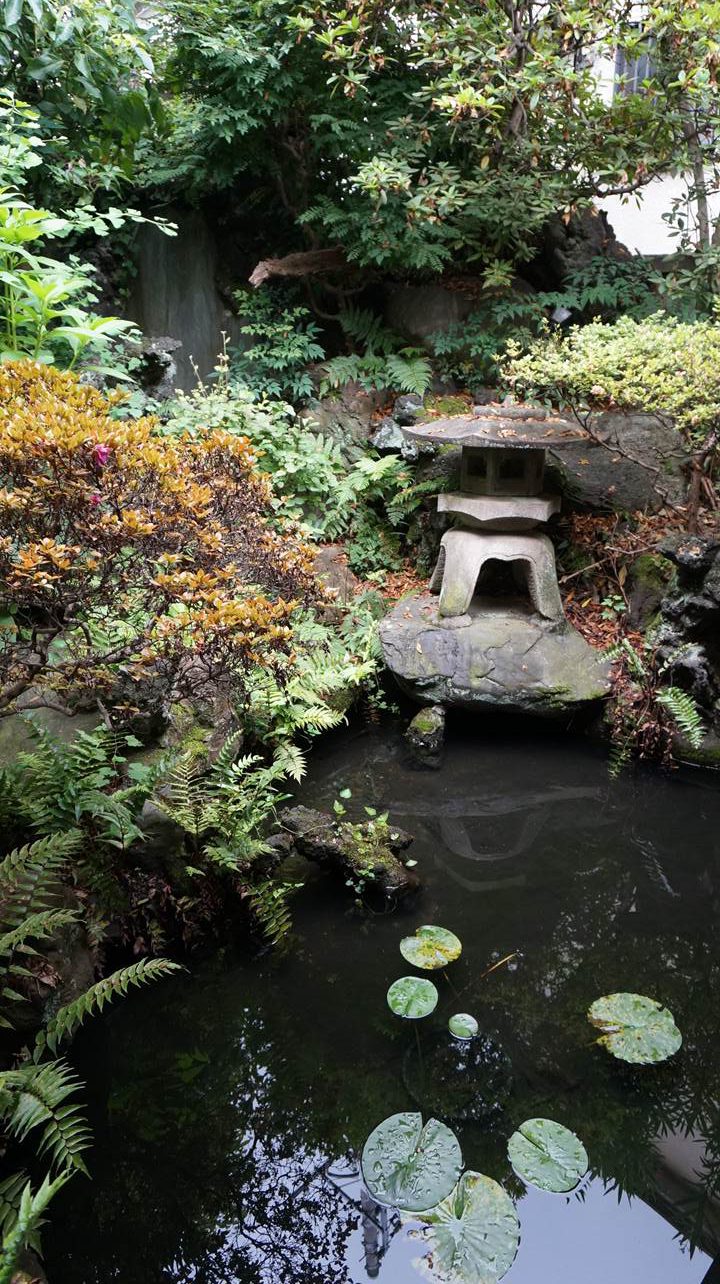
[
  {"x1": 437, "y1": 492, "x2": 560, "y2": 530},
  {"x1": 404, "y1": 405, "x2": 586, "y2": 450},
  {"x1": 379, "y1": 593, "x2": 611, "y2": 715}
]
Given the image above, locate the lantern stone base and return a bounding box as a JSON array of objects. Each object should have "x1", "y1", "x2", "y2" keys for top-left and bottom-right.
[{"x1": 379, "y1": 593, "x2": 611, "y2": 716}]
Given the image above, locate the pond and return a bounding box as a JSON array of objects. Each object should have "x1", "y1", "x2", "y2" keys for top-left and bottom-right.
[{"x1": 45, "y1": 719, "x2": 720, "y2": 1284}]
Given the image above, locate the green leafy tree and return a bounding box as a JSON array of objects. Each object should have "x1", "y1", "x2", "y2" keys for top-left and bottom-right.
[{"x1": 0, "y1": 0, "x2": 160, "y2": 200}]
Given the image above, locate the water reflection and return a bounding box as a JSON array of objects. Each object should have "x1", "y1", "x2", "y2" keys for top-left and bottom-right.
[{"x1": 44, "y1": 724, "x2": 720, "y2": 1283}]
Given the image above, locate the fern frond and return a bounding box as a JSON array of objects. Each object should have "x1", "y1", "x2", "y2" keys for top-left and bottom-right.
[
  {"x1": 0, "y1": 1171, "x2": 32, "y2": 1248},
  {"x1": 0, "y1": 907, "x2": 78, "y2": 958},
  {"x1": 608, "y1": 735, "x2": 632, "y2": 779},
  {"x1": 0, "y1": 832, "x2": 81, "y2": 930},
  {"x1": 0, "y1": 1172, "x2": 72, "y2": 1284},
  {"x1": 247, "y1": 880, "x2": 301, "y2": 948},
  {"x1": 154, "y1": 754, "x2": 209, "y2": 839},
  {"x1": 385, "y1": 351, "x2": 432, "y2": 396},
  {"x1": 272, "y1": 742, "x2": 307, "y2": 783},
  {"x1": 39, "y1": 957, "x2": 184, "y2": 1054},
  {"x1": 1, "y1": 1059, "x2": 91, "y2": 1176},
  {"x1": 657, "y1": 686, "x2": 705, "y2": 749}
]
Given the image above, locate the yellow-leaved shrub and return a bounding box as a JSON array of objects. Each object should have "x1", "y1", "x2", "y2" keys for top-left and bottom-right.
[{"x1": 0, "y1": 362, "x2": 317, "y2": 722}]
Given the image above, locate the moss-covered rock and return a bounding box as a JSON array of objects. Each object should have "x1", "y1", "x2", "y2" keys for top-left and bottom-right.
[{"x1": 279, "y1": 805, "x2": 420, "y2": 903}]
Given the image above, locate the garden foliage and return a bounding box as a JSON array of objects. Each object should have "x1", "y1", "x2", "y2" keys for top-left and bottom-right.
[{"x1": 0, "y1": 361, "x2": 316, "y2": 722}]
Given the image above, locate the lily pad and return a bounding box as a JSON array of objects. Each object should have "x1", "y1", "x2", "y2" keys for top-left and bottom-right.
[
  {"x1": 449, "y1": 1013, "x2": 478, "y2": 1040},
  {"x1": 417, "y1": 1171, "x2": 520, "y2": 1283},
  {"x1": 400, "y1": 924, "x2": 462, "y2": 970},
  {"x1": 387, "y1": 976, "x2": 439, "y2": 1019},
  {"x1": 361, "y1": 1111, "x2": 463, "y2": 1211},
  {"x1": 587, "y1": 992, "x2": 682, "y2": 1064},
  {"x1": 507, "y1": 1118, "x2": 588, "y2": 1193}
]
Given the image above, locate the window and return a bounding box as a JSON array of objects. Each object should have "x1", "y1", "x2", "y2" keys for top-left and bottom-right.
[{"x1": 614, "y1": 34, "x2": 655, "y2": 98}]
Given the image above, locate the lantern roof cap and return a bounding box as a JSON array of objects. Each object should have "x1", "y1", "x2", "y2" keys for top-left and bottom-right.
[{"x1": 404, "y1": 404, "x2": 587, "y2": 450}]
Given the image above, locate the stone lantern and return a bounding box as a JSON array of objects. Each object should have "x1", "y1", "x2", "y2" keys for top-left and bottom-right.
[{"x1": 379, "y1": 405, "x2": 611, "y2": 715}]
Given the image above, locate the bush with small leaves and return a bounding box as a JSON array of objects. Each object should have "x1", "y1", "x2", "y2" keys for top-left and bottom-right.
[{"x1": 0, "y1": 362, "x2": 318, "y2": 723}]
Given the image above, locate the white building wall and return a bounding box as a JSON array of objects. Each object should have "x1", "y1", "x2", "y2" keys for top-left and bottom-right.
[{"x1": 592, "y1": 51, "x2": 720, "y2": 253}]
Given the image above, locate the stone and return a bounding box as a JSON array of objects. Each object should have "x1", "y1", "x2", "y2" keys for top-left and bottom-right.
[
  {"x1": 385, "y1": 283, "x2": 477, "y2": 346},
  {"x1": 527, "y1": 207, "x2": 628, "y2": 291},
  {"x1": 405, "y1": 704, "x2": 446, "y2": 767},
  {"x1": 546, "y1": 410, "x2": 689, "y2": 512},
  {"x1": 379, "y1": 593, "x2": 611, "y2": 715},
  {"x1": 130, "y1": 336, "x2": 183, "y2": 401},
  {"x1": 369, "y1": 416, "x2": 406, "y2": 453},
  {"x1": 0, "y1": 704, "x2": 102, "y2": 769},
  {"x1": 314, "y1": 543, "x2": 360, "y2": 608},
  {"x1": 393, "y1": 393, "x2": 425, "y2": 426},
  {"x1": 301, "y1": 379, "x2": 385, "y2": 455},
  {"x1": 655, "y1": 542, "x2": 720, "y2": 730},
  {"x1": 430, "y1": 529, "x2": 564, "y2": 622},
  {"x1": 659, "y1": 533, "x2": 720, "y2": 582},
  {"x1": 627, "y1": 552, "x2": 673, "y2": 630},
  {"x1": 280, "y1": 805, "x2": 419, "y2": 902},
  {"x1": 437, "y1": 491, "x2": 560, "y2": 531}
]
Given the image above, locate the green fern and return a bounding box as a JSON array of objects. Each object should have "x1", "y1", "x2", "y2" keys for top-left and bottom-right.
[
  {"x1": 37, "y1": 957, "x2": 184, "y2": 1055},
  {"x1": 0, "y1": 1058, "x2": 91, "y2": 1176},
  {"x1": 246, "y1": 879, "x2": 301, "y2": 948},
  {"x1": 0, "y1": 1172, "x2": 72, "y2": 1284},
  {"x1": 656, "y1": 686, "x2": 705, "y2": 748},
  {"x1": 0, "y1": 831, "x2": 81, "y2": 927},
  {"x1": 0, "y1": 907, "x2": 79, "y2": 1020},
  {"x1": 0, "y1": 832, "x2": 82, "y2": 1022},
  {"x1": 604, "y1": 636, "x2": 648, "y2": 680},
  {"x1": 0, "y1": 1171, "x2": 34, "y2": 1251},
  {"x1": 320, "y1": 306, "x2": 432, "y2": 396},
  {"x1": 5, "y1": 722, "x2": 159, "y2": 850}
]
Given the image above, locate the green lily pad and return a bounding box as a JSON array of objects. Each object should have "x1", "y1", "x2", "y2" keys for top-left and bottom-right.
[
  {"x1": 361, "y1": 1112, "x2": 462, "y2": 1211},
  {"x1": 400, "y1": 924, "x2": 462, "y2": 970},
  {"x1": 507, "y1": 1118, "x2": 588, "y2": 1193},
  {"x1": 387, "y1": 976, "x2": 438, "y2": 1019},
  {"x1": 448, "y1": 1013, "x2": 478, "y2": 1040},
  {"x1": 417, "y1": 1171, "x2": 520, "y2": 1283},
  {"x1": 587, "y1": 992, "x2": 682, "y2": 1064}
]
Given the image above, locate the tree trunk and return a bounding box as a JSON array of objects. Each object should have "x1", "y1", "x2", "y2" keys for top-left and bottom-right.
[{"x1": 681, "y1": 96, "x2": 711, "y2": 249}]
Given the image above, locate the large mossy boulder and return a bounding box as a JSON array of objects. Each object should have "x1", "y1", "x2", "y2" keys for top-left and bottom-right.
[{"x1": 380, "y1": 593, "x2": 611, "y2": 716}]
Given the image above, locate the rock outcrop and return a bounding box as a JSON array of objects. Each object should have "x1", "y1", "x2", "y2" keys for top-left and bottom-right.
[{"x1": 380, "y1": 593, "x2": 611, "y2": 716}]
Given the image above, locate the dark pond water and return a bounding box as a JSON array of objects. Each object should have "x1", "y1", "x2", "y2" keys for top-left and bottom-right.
[{"x1": 45, "y1": 720, "x2": 720, "y2": 1284}]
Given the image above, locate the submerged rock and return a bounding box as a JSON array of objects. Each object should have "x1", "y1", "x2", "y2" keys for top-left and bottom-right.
[
  {"x1": 279, "y1": 805, "x2": 419, "y2": 902},
  {"x1": 405, "y1": 704, "x2": 446, "y2": 767},
  {"x1": 380, "y1": 593, "x2": 611, "y2": 716}
]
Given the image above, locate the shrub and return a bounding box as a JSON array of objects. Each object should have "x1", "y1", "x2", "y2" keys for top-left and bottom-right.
[
  {"x1": 230, "y1": 291, "x2": 325, "y2": 402},
  {"x1": 157, "y1": 357, "x2": 416, "y2": 553},
  {"x1": 502, "y1": 313, "x2": 720, "y2": 522},
  {"x1": 157, "y1": 374, "x2": 351, "y2": 539},
  {"x1": 502, "y1": 313, "x2": 720, "y2": 444},
  {"x1": 0, "y1": 362, "x2": 317, "y2": 722}
]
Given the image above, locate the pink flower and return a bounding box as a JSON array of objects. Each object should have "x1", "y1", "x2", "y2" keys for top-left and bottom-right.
[
  {"x1": 89, "y1": 493, "x2": 102, "y2": 506},
  {"x1": 92, "y1": 443, "x2": 112, "y2": 467}
]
